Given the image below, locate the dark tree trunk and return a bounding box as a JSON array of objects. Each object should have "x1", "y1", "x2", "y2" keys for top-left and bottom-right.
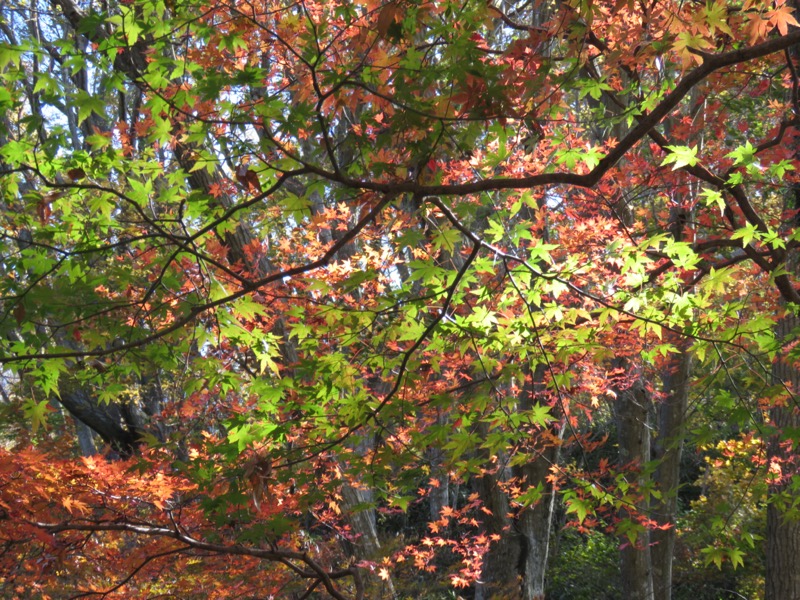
[
  {"x1": 766, "y1": 312, "x2": 800, "y2": 600},
  {"x1": 766, "y1": 8, "x2": 800, "y2": 595},
  {"x1": 474, "y1": 466, "x2": 523, "y2": 600},
  {"x1": 427, "y1": 412, "x2": 450, "y2": 522},
  {"x1": 59, "y1": 385, "x2": 141, "y2": 455}
]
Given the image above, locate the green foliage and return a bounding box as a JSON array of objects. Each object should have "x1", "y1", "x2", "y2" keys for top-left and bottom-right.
[{"x1": 547, "y1": 530, "x2": 621, "y2": 600}]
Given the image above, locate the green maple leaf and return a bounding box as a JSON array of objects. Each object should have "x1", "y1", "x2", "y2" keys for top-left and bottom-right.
[
  {"x1": 661, "y1": 145, "x2": 699, "y2": 170},
  {"x1": 23, "y1": 399, "x2": 51, "y2": 433}
]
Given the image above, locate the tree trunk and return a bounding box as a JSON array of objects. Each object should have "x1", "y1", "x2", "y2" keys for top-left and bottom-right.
[
  {"x1": 58, "y1": 384, "x2": 141, "y2": 455},
  {"x1": 427, "y1": 411, "x2": 450, "y2": 522},
  {"x1": 474, "y1": 464, "x2": 522, "y2": 600},
  {"x1": 340, "y1": 482, "x2": 381, "y2": 559},
  {"x1": 651, "y1": 345, "x2": 691, "y2": 600},
  {"x1": 766, "y1": 9, "x2": 800, "y2": 596},
  {"x1": 71, "y1": 414, "x2": 98, "y2": 456},
  {"x1": 475, "y1": 365, "x2": 562, "y2": 600},
  {"x1": 517, "y1": 443, "x2": 560, "y2": 600},
  {"x1": 615, "y1": 372, "x2": 654, "y2": 600},
  {"x1": 474, "y1": 451, "x2": 560, "y2": 600},
  {"x1": 516, "y1": 364, "x2": 563, "y2": 600},
  {"x1": 766, "y1": 312, "x2": 800, "y2": 600},
  {"x1": 766, "y1": 470, "x2": 800, "y2": 600}
]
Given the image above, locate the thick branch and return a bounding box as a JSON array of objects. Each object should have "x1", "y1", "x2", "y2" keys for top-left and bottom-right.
[
  {"x1": 36, "y1": 519, "x2": 360, "y2": 600},
  {"x1": 294, "y1": 30, "x2": 800, "y2": 197}
]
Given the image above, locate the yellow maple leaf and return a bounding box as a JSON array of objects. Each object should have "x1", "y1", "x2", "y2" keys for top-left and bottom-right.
[{"x1": 672, "y1": 31, "x2": 714, "y2": 69}]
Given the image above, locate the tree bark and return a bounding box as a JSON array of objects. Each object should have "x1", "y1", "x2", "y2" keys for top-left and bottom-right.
[
  {"x1": 615, "y1": 371, "x2": 654, "y2": 600},
  {"x1": 651, "y1": 345, "x2": 691, "y2": 600},
  {"x1": 475, "y1": 365, "x2": 562, "y2": 600},
  {"x1": 515, "y1": 364, "x2": 563, "y2": 600},
  {"x1": 427, "y1": 412, "x2": 450, "y2": 522},
  {"x1": 766, "y1": 8, "x2": 800, "y2": 596},
  {"x1": 766, "y1": 312, "x2": 800, "y2": 600},
  {"x1": 474, "y1": 464, "x2": 522, "y2": 600},
  {"x1": 71, "y1": 414, "x2": 98, "y2": 456},
  {"x1": 58, "y1": 385, "x2": 141, "y2": 455},
  {"x1": 516, "y1": 444, "x2": 560, "y2": 600}
]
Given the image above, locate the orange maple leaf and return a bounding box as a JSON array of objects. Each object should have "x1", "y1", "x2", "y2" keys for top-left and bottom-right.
[{"x1": 767, "y1": 4, "x2": 799, "y2": 35}]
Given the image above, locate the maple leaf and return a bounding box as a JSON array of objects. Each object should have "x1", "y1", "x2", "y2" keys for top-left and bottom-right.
[
  {"x1": 766, "y1": 4, "x2": 799, "y2": 35},
  {"x1": 672, "y1": 32, "x2": 714, "y2": 68},
  {"x1": 62, "y1": 496, "x2": 89, "y2": 515},
  {"x1": 703, "y1": 1, "x2": 733, "y2": 37},
  {"x1": 745, "y1": 12, "x2": 774, "y2": 44}
]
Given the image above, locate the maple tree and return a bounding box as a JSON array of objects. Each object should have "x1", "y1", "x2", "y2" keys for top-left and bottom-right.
[{"x1": 3, "y1": 0, "x2": 800, "y2": 598}]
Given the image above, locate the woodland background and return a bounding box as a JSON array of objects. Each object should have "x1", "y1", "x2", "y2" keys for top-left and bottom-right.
[{"x1": 2, "y1": 0, "x2": 800, "y2": 598}]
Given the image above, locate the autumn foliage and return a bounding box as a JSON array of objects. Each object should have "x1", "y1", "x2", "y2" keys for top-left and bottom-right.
[{"x1": 3, "y1": 0, "x2": 800, "y2": 598}]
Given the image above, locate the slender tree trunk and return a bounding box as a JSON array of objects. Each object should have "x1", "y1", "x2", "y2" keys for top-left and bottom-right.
[
  {"x1": 516, "y1": 365, "x2": 563, "y2": 600},
  {"x1": 517, "y1": 442, "x2": 561, "y2": 600},
  {"x1": 71, "y1": 415, "x2": 98, "y2": 456},
  {"x1": 427, "y1": 410, "x2": 450, "y2": 522},
  {"x1": 651, "y1": 345, "x2": 691, "y2": 600},
  {"x1": 475, "y1": 366, "x2": 562, "y2": 600},
  {"x1": 615, "y1": 370, "x2": 654, "y2": 600}
]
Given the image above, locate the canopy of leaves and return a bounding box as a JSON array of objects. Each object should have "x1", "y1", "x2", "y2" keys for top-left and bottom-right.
[{"x1": 2, "y1": 0, "x2": 800, "y2": 598}]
